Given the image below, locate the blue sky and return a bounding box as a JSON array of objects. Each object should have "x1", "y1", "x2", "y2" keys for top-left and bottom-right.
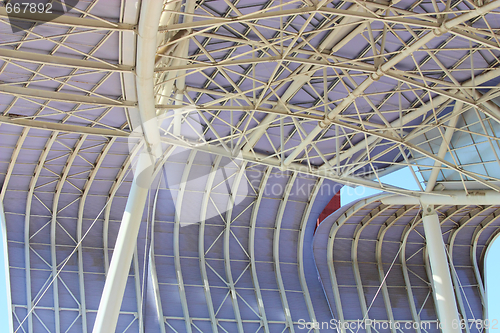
[{"x1": 0, "y1": 167, "x2": 498, "y2": 330}]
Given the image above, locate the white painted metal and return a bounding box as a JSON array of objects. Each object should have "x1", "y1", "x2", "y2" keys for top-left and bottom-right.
[
  {"x1": 102, "y1": 143, "x2": 144, "y2": 275},
  {"x1": 0, "y1": 200, "x2": 13, "y2": 333},
  {"x1": 199, "y1": 156, "x2": 222, "y2": 333},
  {"x1": 382, "y1": 191, "x2": 500, "y2": 206},
  {"x1": 92, "y1": 152, "x2": 155, "y2": 333},
  {"x1": 471, "y1": 209, "x2": 500, "y2": 302},
  {"x1": 0, "y1": 85, "x2": 134, "y2": 107},
  {"x1": 273, "y1": 173, "x2": 297, "y2": 333},
  {"x1": 77, "y1": 138, "x2": 115, "y2": 333},
  {"x1": 325, "y1": 196, "x2": 387, "y2": 333},
  {"x1": 135, "y1": 0, "x2": 164, "y2": 159},
  {"x1": 173, "y1": 150, "x2": 196, "y2": 333},
  {"x1": 297, "y1": 178, "x2": 323, "y2": 333},
  {"x1": 223, "y1": 162, "x2": 247, "y2": 333},
  {"x1": 23, "y1": 132, "x2": 57, "y2": 333},
  {"x1": 159, "y1": 135, "x2": 419, "y2": 196},
  {"x1": 421, "y1": 206, "x2": 460, "y2": 333},
  {"x1": 0, "y1": 116, "x2": 129, "y2": 137},
  {"x1": 351, "y1": 205, "x2": 392, "y2": 333},
  {"x1": 375, "y1": 206, "x2": 414, "y2": 333},
  {"x1": 51, "y1": 136, "x2": 86, "y2": 333},
  {"x1": 0, "y1": 48, "x2": 133, "y2": 72},
  {"x1": 3, "y1": 1, "x2": 500, "y2": 332},
  {"x1": 447, "y1": 207, "x2": 486, "y2": 333},
  {"x1": 425, "y1": 102, "x2": 463, "y2": 192},
  {"x1": 284, "y1": 0, "x2": 500, "y2": 167},
  {"x1": 248, "y1": 168, "x2": 272, "y2": 333},
  {"x1": 399, "y1": 213, "x2": 424, "y2": 333}
]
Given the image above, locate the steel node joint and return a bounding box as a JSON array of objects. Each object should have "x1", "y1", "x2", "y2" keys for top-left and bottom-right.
[
  {"x1": 319, "y1": 118, "x2": 332, "y2": 128},
  {"x1": 422, "y1": 204, "x2": 435, "y2": 217},
  {"x1": 370, "y1": 67, "x2": 384, "y2": 81},
  {"x1": 433, "y1": 24, "x2": 447, "y2": 36}
]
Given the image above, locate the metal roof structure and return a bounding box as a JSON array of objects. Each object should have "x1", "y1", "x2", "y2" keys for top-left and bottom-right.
[
  {"x1": 0, "y1": 0, "x2": 500, "y2": 332},
  {"x1": 314, "y1": 194, "x2": 500, "y2": 333}
]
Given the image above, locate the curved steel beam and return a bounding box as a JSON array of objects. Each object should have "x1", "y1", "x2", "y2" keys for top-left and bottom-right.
[
  {"x1": 51, "y1": 135, "x2": 87, "y2": 333},
  {"x1": 447, "y1": 207, "x2": 485, "y2": 333},
  {"x1": 173, "y1": 150, "x2": 196, "y2": 333},
  {"x1": 274, "y1": 173, "x2": 297, "y2": 332},
  {"x1": 375, "y1": 206, "x2": 415, "y2": 333},
  {"x1": 471, "y1": 208, "x2": 500, "y2": 302},
  {"x1": 297, "y1": 177, "x2": 323, "y2": 333},
  {"x1": 149, "y1": 181, "x2": 167, "y2": 333},
  {"x1": 351, "y1": 204, "x2": 391, "y2": 333},
  {"x1": 76, "y1": 137, "x2": 115, "y2": 333},
  {"x1": 93, "y1": 0, "x2": 164, "y2": 330},
  {"x1": 0, "y1": 128, "x2": 28, "y2": 201},
  {"x1": 248, "y1": 167, "x2": 272, "y2": 333},
  {"x1": 199, "y1": 156, "x2": 222, "y2": 333},
  {"x1": 326, "y1": 195, "x2": 390, "y2": 331},
  {"x1": 22, "y1": 132, "x2": 57, "y2": 333},
  {"x1": 399, "y1": 211, "x2": 424, "y2": 333},
  {"x1": 223, "y1": 161, "x2": 247, "y2": 333}
]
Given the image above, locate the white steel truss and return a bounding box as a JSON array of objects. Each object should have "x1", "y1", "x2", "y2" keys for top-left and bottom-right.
[{"x1": 1, "y1": 1, "x2": 500, "y2": 333}]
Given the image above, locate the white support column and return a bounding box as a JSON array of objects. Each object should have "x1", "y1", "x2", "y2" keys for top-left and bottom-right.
[
  {"x1": 0, "y1": 200, "x2": 13, "y2": 333},
  {"x1": 422, "y1": 205, "x2": 460, "y2": 333},
  {"x1": 92, "y1": 152, "x2": 155, "y2": 333}
]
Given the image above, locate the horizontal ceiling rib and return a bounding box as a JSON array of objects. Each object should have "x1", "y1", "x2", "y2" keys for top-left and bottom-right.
[
  {"x1": 0, "y1": 85, "x2": 133, "y2": 106},
  {"x1": 0, "y1": 48, "x2": 134, "y2": 72},
  {"x1": 0, "y1": 115, "x2": 129, "y2": 136}
]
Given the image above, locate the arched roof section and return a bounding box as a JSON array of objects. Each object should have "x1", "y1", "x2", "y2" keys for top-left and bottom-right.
[{"x1": 314, "y1": 194, "x2": 500, "y2": 330}]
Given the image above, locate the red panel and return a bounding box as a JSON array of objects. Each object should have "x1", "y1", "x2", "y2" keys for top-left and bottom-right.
[{"x1": 315, "y1": 190, "x2": 341, "y2": 233}]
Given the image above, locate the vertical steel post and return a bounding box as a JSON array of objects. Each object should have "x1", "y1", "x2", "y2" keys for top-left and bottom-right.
[
  {"x1": 422, "y1": 205, "x2": 461, "y2": 333},
  {"x1": 0, "y1": 201, "x2": 13, "y2": 333},
  {"x1": 92, "y1": 152, "x2": 154, "y2": 333}
]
